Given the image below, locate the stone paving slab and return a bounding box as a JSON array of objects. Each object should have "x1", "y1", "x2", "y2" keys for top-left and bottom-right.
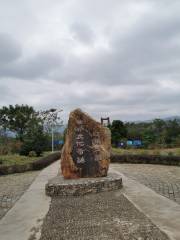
[
  {"x1": 1, "y1": 162, "x2": 180, "y2": 240},
  {"x1": 0, "y1": 160, "x2": 60, "y2": 240},
  {"x1": 111, "y1": 164, "x2": 180, "y2": 204},
  {"x1": 39, "y1": 190, "x2": 169, "y2": 240},
  {"x1": 111, "y1": 166, "x2": 180, "y2": 240},
  {"x1": 0, "y1": 171, "x2": 40, "y2": 219}
]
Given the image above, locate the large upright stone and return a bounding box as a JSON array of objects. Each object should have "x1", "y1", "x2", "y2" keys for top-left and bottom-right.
[{"x1": 61, "y1": 109, "x2": 111, "y2": 179}]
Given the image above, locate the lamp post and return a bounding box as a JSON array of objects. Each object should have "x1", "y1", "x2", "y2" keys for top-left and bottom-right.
[
  {"x1": 51, "y1": 124, "x2": 54, "y2": 152},
  {"x1": 51, "y1": 122, "x2": 64, "y2": 152},
  {"x1": 39, "y1": 108, "x2": 63, "y2": 153}
]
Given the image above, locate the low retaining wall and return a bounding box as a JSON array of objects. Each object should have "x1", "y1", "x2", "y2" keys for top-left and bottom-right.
[
  {"x1": 111, "y1": 154, "x2": 180, "y2": 166},
  {"x1": 0, "y1": 152, "x2": 61, "y2": 175}
]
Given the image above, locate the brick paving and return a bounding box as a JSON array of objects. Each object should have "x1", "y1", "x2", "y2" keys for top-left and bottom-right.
[
  {"x1": 0, "y1": 171, "x2": 40, "y2": 219},
  {"x1": 39, "y1": 191, "x2": 169, "y2": 240},
  {"x1": 112, "y1": 163, "x2": 180, "y2": 204}
]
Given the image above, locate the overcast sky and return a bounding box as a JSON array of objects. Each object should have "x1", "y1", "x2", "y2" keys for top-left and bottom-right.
[{"x1": 0, "y1": 0, "x2": 180, "y2": 122}]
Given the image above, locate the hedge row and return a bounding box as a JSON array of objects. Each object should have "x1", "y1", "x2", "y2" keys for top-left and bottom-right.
[
  {"x1": 1, "y1": 152, "x2": 179, "y2": 175},
  {"x1": 110, "y1": 154, "x2": 180, "y2": 166},
  {"x1": 0, "y1": 151, "x2": 61, "y2": 175}
]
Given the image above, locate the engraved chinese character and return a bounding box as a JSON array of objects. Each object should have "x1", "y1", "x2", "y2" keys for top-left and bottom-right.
[
  {"x1": 75, "y1": 125, "x2": 84, "y2": 132},
  {"x1": 76, "y1": 133, "x2": 84, "y2": 140},
  {"x1": 76, "y1": 148, "x2": 84, "y2": 155},
  {"x1": 77, "y1": 156, "x2": 85, "y2": 164},
  {"x1": 92, "y1": 137, "x2": 101, "y2": 145},
  {"x1": 76, "y1": 141, "x2": 85, "y2": 147}
]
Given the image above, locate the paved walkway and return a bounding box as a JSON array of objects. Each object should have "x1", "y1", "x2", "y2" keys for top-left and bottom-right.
[
  {"x1": 111, "y1": 163, "x2": 180, "y2": 204},
  {"x1": 0, "y1": 162, "x2": 180, "y2": 240},
  {"x1": 0, "y1": 171, "x2": 40, "y2": 219},
  {"x1": 40, "y1": 190, "x2": 169, "y2": 240},
  {"x1": 111, "y1": 167, "x2": 180, "y2": 240},
  {"x1": 0, "y1": 161, "x2": 59, "y2": 240}
]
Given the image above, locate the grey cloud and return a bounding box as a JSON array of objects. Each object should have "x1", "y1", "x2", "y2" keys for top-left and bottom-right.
[
  {"x1": 0, "y1": 84, "x2": 16, "y2": 106},
  {"x1": 54, "y1": 4, "x2": 180, "y2": 86},
  {"x1": 0, "y1": 0, "x2": 180, "y2": 121},
  {"x1": 16, "y1": 52, "x2": 63, "y2": 79},
  {"x1": 0, "y1": 33, "x2": 21, "y2": 65},
  {"x1": 0, "y1": 52, "x2": 63, "y2": 79},
  {"x1": 71, "y1": 22, "x2": 95, "y2": 44}
]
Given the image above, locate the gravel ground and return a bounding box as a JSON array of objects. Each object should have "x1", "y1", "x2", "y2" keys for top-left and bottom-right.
[
  {"x1": 112, "y1": 164, "x2": 180, "y2": 204},
  {"x1": 39, "y1": 190, "x2": 169, "y2": 240},
  {"x1": 0, "y1": 171, "x2": 40, "y2": 219}
]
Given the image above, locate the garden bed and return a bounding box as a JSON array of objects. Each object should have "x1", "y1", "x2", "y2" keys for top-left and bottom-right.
[
  {"x1": 0, "y1": 152, "x2": 61, "y2": 175},
  {"x1": 110, "y1": 153, "x2": 180, "y2": 166}
]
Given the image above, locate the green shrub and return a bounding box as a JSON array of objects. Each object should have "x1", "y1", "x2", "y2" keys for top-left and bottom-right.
[{"x1": 20, "y1": 125, "x2": 49, "y2": 156}]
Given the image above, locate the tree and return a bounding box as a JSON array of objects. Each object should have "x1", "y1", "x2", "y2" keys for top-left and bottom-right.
[
  {"x1": 110, "y1": 120, "x2": 127, "y2": 147},
  {"x1": 164, "y1": 120, "x2": 180, "y2": 145},
  {"x1": 0, "y1": 104, "x2": 38, "y2": 141},
  {"x1": 20, "y1": 119, "x2": 49, "y2": 156},
  {"x1": 142, "y1": 128, "x2": 156, "y2": 147}
]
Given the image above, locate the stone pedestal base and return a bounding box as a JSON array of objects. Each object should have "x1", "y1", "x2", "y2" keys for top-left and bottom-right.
[{"x1": 45, "y1": 173, "x2": 122, "y2": 197}]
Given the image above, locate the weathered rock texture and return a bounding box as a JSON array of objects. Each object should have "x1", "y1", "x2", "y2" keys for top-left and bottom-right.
[{"x1": 61, "y1": 109, "x2": 111, "y2": 179}]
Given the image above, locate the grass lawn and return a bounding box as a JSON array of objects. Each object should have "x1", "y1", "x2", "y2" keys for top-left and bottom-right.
[
  {"x1": 112, "y1": 147, "x2": 180, "y2": 156},
  {"x1": 0, "y1": 151, "x2": 52, "y2": 166}
]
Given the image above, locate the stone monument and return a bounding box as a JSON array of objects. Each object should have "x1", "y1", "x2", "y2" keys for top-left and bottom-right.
[
  {"x1": 61, "y1": 108, "x2": 111, "y2": 179},
  {"x1": 45, "y1": 109, "x2": 122, "y2": 197}
]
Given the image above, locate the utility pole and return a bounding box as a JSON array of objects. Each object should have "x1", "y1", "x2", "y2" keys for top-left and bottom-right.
[
  {"x1": 39, "y1": 108, "x2": 63, "y2": 153},
  {"x1": 51, "y1": 125, "x2": 54, "y2": 152}
]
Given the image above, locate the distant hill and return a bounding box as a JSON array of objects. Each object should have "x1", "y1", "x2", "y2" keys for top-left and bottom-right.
[
  {"x1": 132, "y1": 116, "x2": 180, "y2": 124},
  {"x1": 162, "y1": 116, "x2": 180, "y2": 121}
]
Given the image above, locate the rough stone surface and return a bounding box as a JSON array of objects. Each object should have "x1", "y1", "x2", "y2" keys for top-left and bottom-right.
[
  {"x1": 45, "y1": 172, "x2": 122, "y2": 197},
  {"x1": 61, "y1": 109, "x2": 111, "y2": 179},
  {"x1": 39, "y1": 191, "x2": 169, "y2": 240}
]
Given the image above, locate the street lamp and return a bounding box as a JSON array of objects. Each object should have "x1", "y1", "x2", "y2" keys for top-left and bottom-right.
[
  {"x1": 50, "y1": 109, "x2": 63, "y2": 152},
  {"x1": 40, "y1": 108, "x2": 63, "y2": 152}
]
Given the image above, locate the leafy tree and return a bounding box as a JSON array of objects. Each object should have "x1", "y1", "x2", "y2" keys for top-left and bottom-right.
[
  {"x1": 125, "y1": 122, "x2": 144, "y2": 139},
  {"x1": 153, "y1": 119, "x2": 166, "y2": 133},
  {"x1": 0, "y1": 105, "x2": 38, "y2": 141},
  {"x1": 142, "y1": 128, "x2": 156, "y2": 147},
  {"x1": 110, "y1": 120, "x2": 127, "y2": 146},
  {"x1": 164, "y1": 120, "x2": 180, "y2": 145},
  {"x1": 0, "y1": 105, "x2": 64, "y2": 155},
  {"x1": 20, "y1": 120, "x2": 49, "y2": 156}
]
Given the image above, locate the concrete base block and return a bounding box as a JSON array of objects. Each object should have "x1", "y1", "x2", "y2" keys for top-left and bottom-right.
[{"x1": 45, "y1": 173, "x2": 122, "y2": 197}]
